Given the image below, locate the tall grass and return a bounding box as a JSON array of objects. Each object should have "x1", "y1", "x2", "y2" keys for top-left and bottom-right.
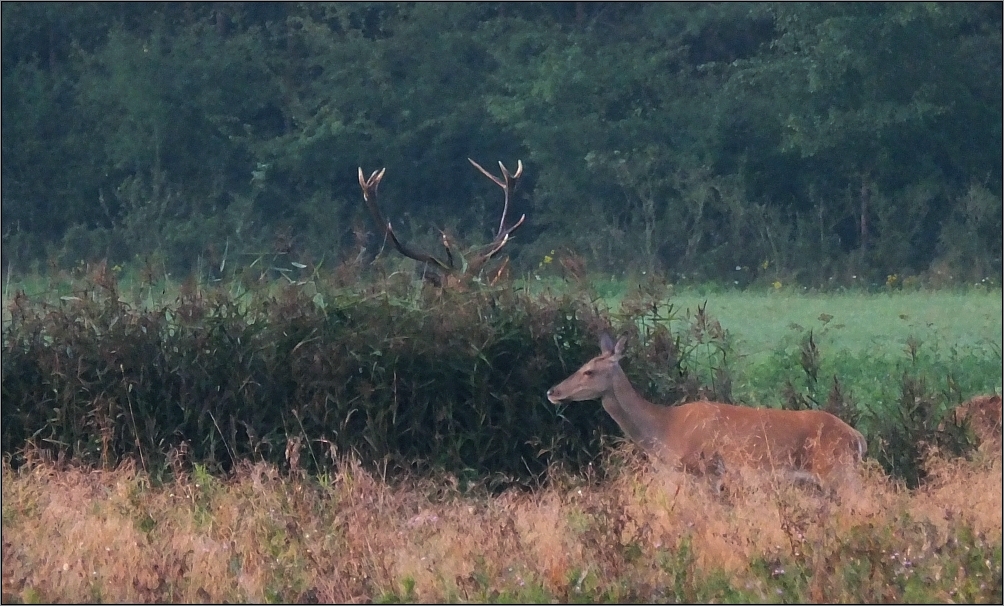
[{"x1": 2, "y1": 449, "x2": 1000, "y2": 603}]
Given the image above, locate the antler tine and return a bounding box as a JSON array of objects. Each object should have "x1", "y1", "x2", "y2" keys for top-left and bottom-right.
[
  {"x1": 500, "y1": 159, "x2": 524, "y2": 181},
  {"x1": 467, "y1": 211, "x2": 526, "y2": 274},
  {"x1": 438, "y1": 229, "x2": 455, "y2": 269},
  {"x1": 357, "y1": 166, "x2": 451, "y2": 272},
  {"x1": 497, "y1": 212, "x2": 526, "y2": 241},
  {"x1": 496, "y1": 159, "x2": 523, "y2": 238},
  {"x1": 464, "y1": 158, "x2": 526, "y2": 274},
  {"x1": 468, "y1": 158, "x2": 505, "y2": 188},
  {"x1": 358, "y1": 167, "x2": 386, "y2": 200},
  {"x1": 468, "y1": 158, "x2": 523, "y2": 238}
]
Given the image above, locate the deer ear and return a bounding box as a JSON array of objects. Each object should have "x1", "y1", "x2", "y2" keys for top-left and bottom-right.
[
  {"x1": 599, "y1": 332, "x2": 615, "y2": 355},
  {"x1": 612, "y1": 335, "x2": 628, "y2": 360}
]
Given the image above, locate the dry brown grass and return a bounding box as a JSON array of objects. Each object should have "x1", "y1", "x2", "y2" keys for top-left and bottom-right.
[{"x1": 2, "y1": 447, "x2": 1001, "y2": 603}]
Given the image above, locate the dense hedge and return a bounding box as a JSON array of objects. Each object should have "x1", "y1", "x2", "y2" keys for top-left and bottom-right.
[
  {"x1": 3, "y1": 267, "x2": 985, "y2": 487},
  {"x1": 1, "y1": 269, "x2": 728, "y2": 486}
]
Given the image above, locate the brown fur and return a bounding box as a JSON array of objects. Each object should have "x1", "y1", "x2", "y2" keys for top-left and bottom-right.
[
  {"x1": 952, "y1": 394, "x2": 1003, "y2": 450},
  {"x1": 547, "y1": 334, "x2": 866, "y2": 491}
]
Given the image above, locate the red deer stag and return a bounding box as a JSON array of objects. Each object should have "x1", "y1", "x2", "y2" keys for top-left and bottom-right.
[
  {"x1": 358, "y1": 159, "x2": 524, "y2": 288},
  {"x1": 547, "y1": 333, "x2": 867, "y2": 492}
]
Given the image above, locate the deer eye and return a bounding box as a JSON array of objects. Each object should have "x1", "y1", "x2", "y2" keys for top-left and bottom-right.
[{"x1": 583, "y1": 370, "x2": 594, "y2": 377}]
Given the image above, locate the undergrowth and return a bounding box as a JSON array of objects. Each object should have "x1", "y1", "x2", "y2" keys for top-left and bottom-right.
[
  {"x1": 1, "y1": 264, "x2": 732, "y2": 487},
  {"x1": 1, "y1": 449, "x2": 1000, "y2": 603}
]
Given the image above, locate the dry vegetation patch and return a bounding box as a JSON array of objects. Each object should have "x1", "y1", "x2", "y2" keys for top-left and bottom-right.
[{"x1": 3, "y1": 447, "x2": 1001, "y2": 604}]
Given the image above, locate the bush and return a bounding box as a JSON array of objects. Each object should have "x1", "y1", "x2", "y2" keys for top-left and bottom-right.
[{"x1": 1, "y1": 268, "x2": 728, "y2": 487}]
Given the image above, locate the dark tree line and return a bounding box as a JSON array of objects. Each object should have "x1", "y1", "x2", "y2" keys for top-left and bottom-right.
[{"x1": 2, "y1": 2, "x2": 1001, "y2": 285}]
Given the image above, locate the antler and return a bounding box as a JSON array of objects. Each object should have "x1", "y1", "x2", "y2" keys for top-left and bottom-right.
[
  {"x1": 357, "y1": 159, "x2": 525, "y2": 285},
  {"x1": 358, "y1": 167, "x2": 452, "y2": 272},
  {"x1": 465, "y1": 158, "x2": 525, "y2": 274}
]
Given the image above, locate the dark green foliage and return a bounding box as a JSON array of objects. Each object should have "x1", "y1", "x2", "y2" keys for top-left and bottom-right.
[
  {"x1": 5, "y1": 267, "x2": 993, "y2": 489},
  {"x1": 864, "y1": 370, "x2": 978, "y2": 489},
  {"x1": 781, "y1": 330, "x2": 860, "y2": 428},
  {"x1": 767, "y1": 321, "x2": 987, "y2": 487},
  {"x1": 855, "y1": 336, "x2": 986, "y2": 488},
  {"x1": 2, "y1": 3, "x2": 1001, "y2": 285},
  {"x1": 777, "y1": 328, "x2": 987, "y2": 488},
  {"x1": 1, "y1": 270, "x2": 726, "y2": 486}
]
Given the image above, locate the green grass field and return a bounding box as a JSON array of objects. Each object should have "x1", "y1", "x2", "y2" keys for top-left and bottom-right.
[
  {"x1": 665, "y1": 289, "x2": 1003, "y2": 362},
  {"x1": 8, "y1": 268, "x2": 1002, "y2": 357},
  {"x1": 649, "y1": 289, "x2": 1002, "y2": 416}
]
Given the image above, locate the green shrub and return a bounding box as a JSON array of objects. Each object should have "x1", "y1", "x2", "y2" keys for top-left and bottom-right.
[{"x1": 1, "y1": 270, "x2": 728, "y2": 486}]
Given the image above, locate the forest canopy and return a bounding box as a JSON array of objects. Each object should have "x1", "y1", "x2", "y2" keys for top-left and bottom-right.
[{"x1": 2, "y1": 2, "x2": 1001, "y2": 286}]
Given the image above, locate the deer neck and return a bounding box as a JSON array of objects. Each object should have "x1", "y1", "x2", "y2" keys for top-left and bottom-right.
[{"x1": 602, "y1": 366, "x2": 674, "y2": 454}]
